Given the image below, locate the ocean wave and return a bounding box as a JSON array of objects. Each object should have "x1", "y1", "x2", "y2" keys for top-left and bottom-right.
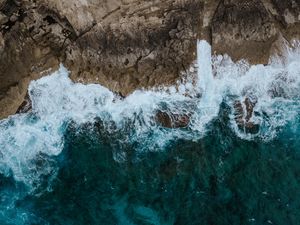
[{"x1": 0, "y1": 40, "x2": 300, "y2": 188}]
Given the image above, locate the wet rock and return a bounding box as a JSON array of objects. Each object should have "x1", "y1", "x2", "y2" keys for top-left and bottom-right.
[
  {"x1": 156, "y1": 111, "x2": 190, "y2": 128},
  {"x1": 16, "y1": 92, "x2": 32, "y2": 114},
  {"x1": 234, "y1": 97, "x2": 259, "y2": 134}
]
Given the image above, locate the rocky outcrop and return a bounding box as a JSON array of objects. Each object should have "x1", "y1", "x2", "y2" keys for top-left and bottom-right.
[
  {"x1": 0, "y1": 0, "x2": 203, "y2": 119},
  {"x1": 212, "y1": 0, "x2": 278, "y2": 64},
  {"x1": 63, "y1": 0, "x2": 202, "y2": 95},
  {"x1": 0, "y1": 0, "x2": 300, "y2": 119},
  {"x1": 156, "y1": 111, "x2": 190, "y2": 128},
  {"x1": 16, "y1": 91, "x2": 31, "y2": 114},
  {"x1": 234, "y1": 97, "x2": 260, "y2": 134}
]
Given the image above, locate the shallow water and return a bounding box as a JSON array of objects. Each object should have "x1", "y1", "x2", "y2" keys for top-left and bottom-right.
[{"x1": 0, "y1": 41, "x2": 300, "y2": 224}]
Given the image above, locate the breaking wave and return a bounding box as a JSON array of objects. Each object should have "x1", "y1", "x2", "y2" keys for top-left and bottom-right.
[
  {"x1": 0, "y1": 40, "x2": 300, "y2": 187},
  {"x1": 0, "y1": 40, "x2": 300, "y2": 224}
]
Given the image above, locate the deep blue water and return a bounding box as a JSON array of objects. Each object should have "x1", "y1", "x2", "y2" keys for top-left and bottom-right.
[
  {"x1": 1, "y1": 41, "x2": 300, "y2": 224},
  {"x1": 1, "y1": 104, "x2": 300, "y2": 225}
]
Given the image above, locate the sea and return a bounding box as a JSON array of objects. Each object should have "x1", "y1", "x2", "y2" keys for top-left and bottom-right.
[{"x1": 0, "y1": 41, "x2": 300, "y2": 225}]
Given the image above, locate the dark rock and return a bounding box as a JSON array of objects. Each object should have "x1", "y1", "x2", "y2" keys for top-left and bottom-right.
[
  {"x1": 156, "y1": 111, "x2": 190, "y2": 128},
  {"x1": 271, "y1": 0, "x2": 300, "y2": 27},
  {"x1": 9, "y1": 14, "x2": 17, "y2": 22},
  {"x1": 234, "y1": 97, "x2": 259, "y2": 134},
  {"x1": 212, "y1": 0, "x2": 278, "y2": 64},
  {"x1": 16, "y1": 92, "x2": 32, "y2": 114},
  {"x1": 0, "y1": 12, "x2": 8, "y2": 24}
]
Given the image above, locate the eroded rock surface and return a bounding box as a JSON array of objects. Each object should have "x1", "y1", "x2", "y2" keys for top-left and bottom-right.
[
  {"x1": 64, "y1": 0, "x2": 202, "y2": 96},
  {"x1": 212, "y1": 0, "x2": 278, "y2": 64},
  {"x1": 0, "y1": 0, "x2": 300, "y2": 119}
]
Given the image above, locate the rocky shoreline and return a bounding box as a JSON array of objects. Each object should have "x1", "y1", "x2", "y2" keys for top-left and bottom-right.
[{"x1": 0, "y1": 0, "x2": 300, "y2": 119}]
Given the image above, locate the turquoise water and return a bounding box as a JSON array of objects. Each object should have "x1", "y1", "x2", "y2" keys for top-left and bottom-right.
[
  {"x1": 1, "y1": 41, "x2": 300, "y2": 224},
  {"x1": 1, "y1": 108, "x2": 300, "y2": 225}
]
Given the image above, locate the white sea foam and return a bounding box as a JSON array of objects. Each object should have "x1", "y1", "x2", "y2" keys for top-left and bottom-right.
[
  {"x1": 0, "y1": 40, "x2": 300, "y2": 186},
  {"x1": 208, "y1": 40, "x2": 300, "y2": 140}
]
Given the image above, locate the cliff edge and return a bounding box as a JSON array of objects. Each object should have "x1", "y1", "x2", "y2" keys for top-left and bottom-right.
[{"x1": 0, "y1": 0, "x2": 299, "y2": 119}]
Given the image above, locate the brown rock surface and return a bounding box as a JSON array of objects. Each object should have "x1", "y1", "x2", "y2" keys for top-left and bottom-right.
[
  {"x1": 212, "y1": 0, "x2": 278, "y2": 64},
  {"x1": 0, "y1": 0, "x2": 300, "y2": 119},
  {"x1": 156, "y1": 111, "x2": 190, "y2": 128},
  {"x1": 64, "y1": 0, "x2": 202, "y2": 95}
]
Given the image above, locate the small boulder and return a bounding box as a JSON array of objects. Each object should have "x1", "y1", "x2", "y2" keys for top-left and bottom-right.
[
  {"x1": 156, "y1": 111, "x2": 190, "y2": 128},
  {"x1": 234, "y1": 97, "x2": 259, "y2": 134}
]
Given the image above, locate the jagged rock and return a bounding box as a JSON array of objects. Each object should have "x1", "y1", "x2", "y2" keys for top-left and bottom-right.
[
  {"x1": 234, "y1": 97, "x2": 259, "y2": 134},
  {"x1": 270, "y1": 0, "x2": 300, "y2": 26},
  {"x1": 0, "y1": 0, "x2": 202, "y2": 119},
  {"x1": 268, "y1": 0, "x2": 300, "y2": 40},
  {"x1": 63, "y1": 0, "x2": 202, "y2": 96},
  {"x1": 16, "y1": 92, "x2": 31, "y2": 114},
  {"x1": 156, "y1": 111, "x2": 190, "y2": 128},
  {"x1": 212, "y1": 0, "x2": 278, "y2": 64}
]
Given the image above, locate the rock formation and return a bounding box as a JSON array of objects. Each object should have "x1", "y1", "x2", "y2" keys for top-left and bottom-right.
[
  {"x1": 234, "y1": 97, "x2": 260, "y2": 134},
  {"x1": 0, "y1": 0, "x2": 300, "y2": 119},
  {"x1": 156, "y1": 111, "x2": 190, "y2": 128}
]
